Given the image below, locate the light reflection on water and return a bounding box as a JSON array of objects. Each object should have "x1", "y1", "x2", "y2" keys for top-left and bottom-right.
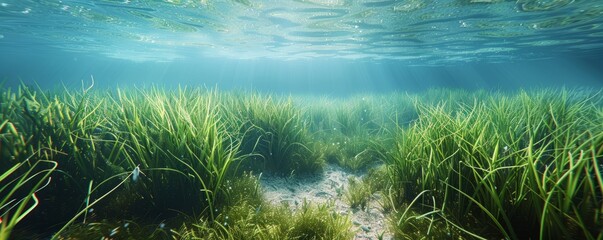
[{"x1": 0, "y1": 0, "x2": 602, "y2": 63}]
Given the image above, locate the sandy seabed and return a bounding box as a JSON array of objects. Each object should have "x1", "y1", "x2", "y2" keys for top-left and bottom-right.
[{"x1": 260, "y1": 164, "x2": 392, "y2": 240}]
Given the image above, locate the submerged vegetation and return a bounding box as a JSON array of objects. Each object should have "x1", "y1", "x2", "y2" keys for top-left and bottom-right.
[{"x1": 0, "y1": 84, "x2": 601, "y2": 239}]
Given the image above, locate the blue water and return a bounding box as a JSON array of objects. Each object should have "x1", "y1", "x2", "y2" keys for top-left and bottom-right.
[{"x1": 1, "y1": 0, "x2": 603, "y2": 94}]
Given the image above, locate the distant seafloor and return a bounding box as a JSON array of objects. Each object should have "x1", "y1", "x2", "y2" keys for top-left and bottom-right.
[{"x1": 1, "y1": 49, "x2": 603, "y2": 95}]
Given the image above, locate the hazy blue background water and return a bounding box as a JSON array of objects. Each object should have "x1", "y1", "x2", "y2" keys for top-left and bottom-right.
[{"x1": 1, "y1": 0, "x2": 603, "y2": 95}]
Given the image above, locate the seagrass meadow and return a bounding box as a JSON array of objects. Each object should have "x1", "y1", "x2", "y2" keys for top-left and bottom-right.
[
  {"x1": 4, "y1": 0, "x2": 603, "y2": 239},
  {"x1": 1, "y1": 84, "x2": 601, "y2": 240}
]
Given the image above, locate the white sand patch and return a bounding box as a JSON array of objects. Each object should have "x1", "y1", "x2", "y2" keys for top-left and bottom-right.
[{"x1": 260, "y1": 164, "x2": 393, "y2": 240}]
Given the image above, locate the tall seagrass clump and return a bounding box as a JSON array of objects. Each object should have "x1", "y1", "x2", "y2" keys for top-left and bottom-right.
[
  {"x1": 0, "y1": 84, "x2": 127, "y2": 234},
  {"x1": 223, "y1": 93, "x2": 323, "y2": 175},
  {"x1": 1, "y1": 94, "x2": 58, "y2": 238},
  {"x1": 1, "y1": 85, "x2": 242, "y2": 238},
  {"x1": 384, "y1": 89, "x2": 603, "y2": 239},
  {"x1": 111, "y1": 87, "x2": 240, "y2": 219}
]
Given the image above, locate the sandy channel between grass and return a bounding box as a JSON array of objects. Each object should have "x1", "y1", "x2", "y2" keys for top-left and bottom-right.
[{"x1": 260, "y1": 164, "x2": 393, "y2": 240}]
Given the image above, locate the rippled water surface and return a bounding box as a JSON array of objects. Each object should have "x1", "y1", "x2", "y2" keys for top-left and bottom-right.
[{"x1": 1, "y1": 0, "x2": 602, "y2": 63}]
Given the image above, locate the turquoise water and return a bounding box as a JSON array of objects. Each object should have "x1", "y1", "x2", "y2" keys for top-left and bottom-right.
[
  {"x1": 1, "y1": 0, "x2": 602, "y2": 91},
  {"x1": 1, "y1": 2, "x2": 603, "y2": 239}
]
